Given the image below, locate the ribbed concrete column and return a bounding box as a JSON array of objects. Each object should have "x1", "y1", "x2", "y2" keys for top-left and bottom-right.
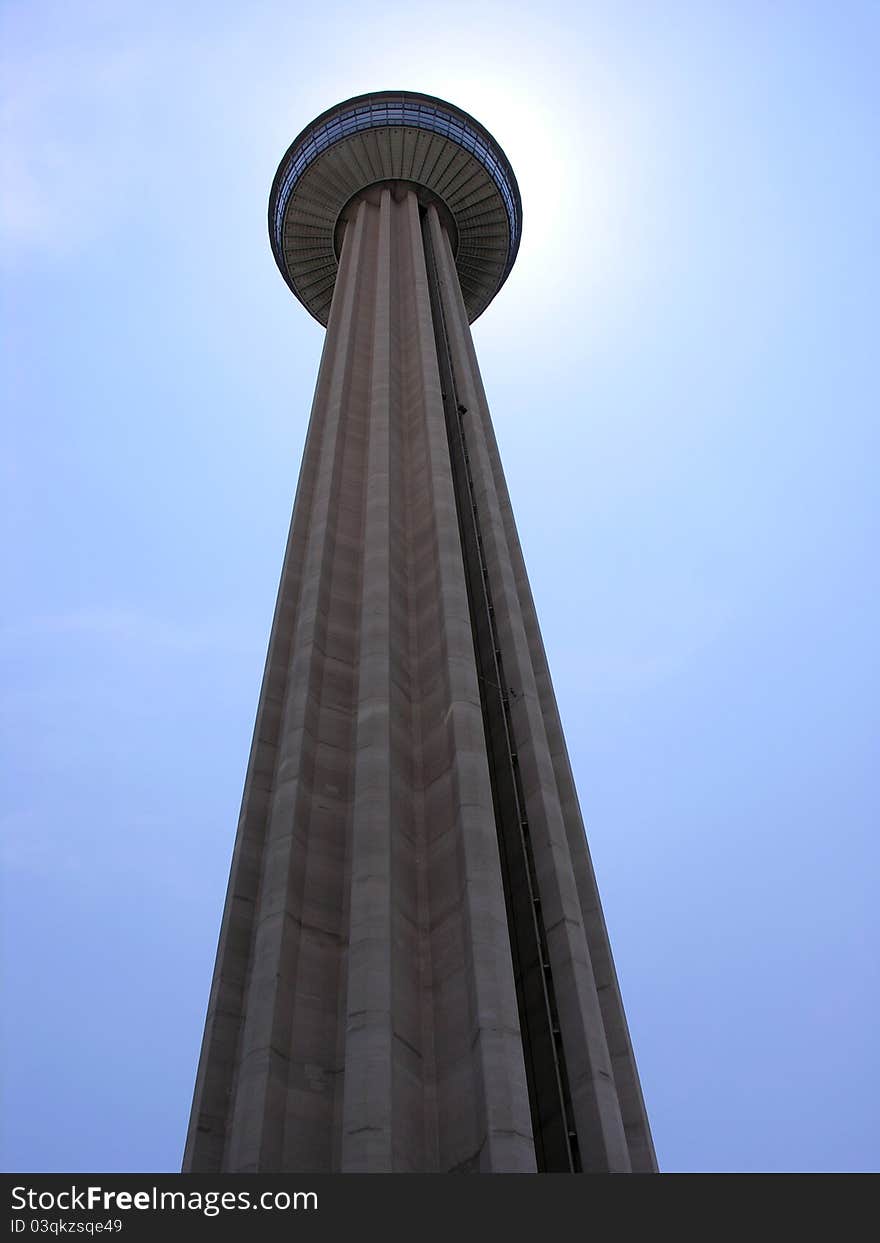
[
  {"x1": 340, "y1": 186, "x2": 397, "y2": 1169},
  {"x1": 184, "y1": 202, "x2": 370, "y2": 1173},
  {"x1": 226, "y1": 199, "x2": 375, "y2": 1173},
  {"x1": 426, "y1": 206, "x2": 656, "y2": 1172},
  {"x1": 405, "y1": 192, "x2": 535, "y2": 1173}
]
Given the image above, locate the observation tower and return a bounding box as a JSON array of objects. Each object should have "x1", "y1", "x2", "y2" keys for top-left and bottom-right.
[{"x1": 184, "y1": 90, "x2": 656, "y2": 1174}]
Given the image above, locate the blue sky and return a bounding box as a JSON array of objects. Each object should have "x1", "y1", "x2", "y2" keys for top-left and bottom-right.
[{"x1": 2, "y1": 0, "x2": 878, "y2": 1173}]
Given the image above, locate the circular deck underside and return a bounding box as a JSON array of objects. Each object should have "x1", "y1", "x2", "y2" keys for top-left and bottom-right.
[{"x1": 269, "y1": 91, "x2": 522, "y2": 325}]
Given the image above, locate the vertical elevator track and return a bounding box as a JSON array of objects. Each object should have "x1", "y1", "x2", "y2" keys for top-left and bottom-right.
[{"x1": 422, "y1": 214, "x2": 581, "y2": 1172}]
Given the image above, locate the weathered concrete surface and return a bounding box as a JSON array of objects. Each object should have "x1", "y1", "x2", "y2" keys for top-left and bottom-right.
[{"x1": 183, "y1": 185, "x2": 655, "y2": 1174}]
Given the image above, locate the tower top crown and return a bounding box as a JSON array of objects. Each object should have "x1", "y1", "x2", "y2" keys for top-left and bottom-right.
[{"x1": 269, "y1": 90, "x2": 522, "y2": 325}]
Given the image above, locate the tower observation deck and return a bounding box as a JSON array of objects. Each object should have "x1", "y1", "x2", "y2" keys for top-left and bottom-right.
[
  {"x1": 184, "y1": 90, "x2": 656, "y2": 1174},
  {"x1": 269, "y1": 90, "x2": 521, "y2": 324}
]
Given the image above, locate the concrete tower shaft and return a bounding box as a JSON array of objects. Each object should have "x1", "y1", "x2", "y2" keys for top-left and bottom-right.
[{"x1": 184, "y1": 94, "x2": 655, "y2": 1174}]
